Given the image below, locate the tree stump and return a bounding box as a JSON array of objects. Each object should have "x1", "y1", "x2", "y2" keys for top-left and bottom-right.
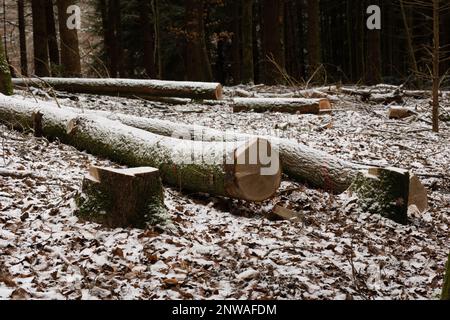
[
  {"x1": 348, "y1": 167, "x2": 410, "y2": 224},
  {"x1": 388, "y1": 106, "x2": 414, "y2": 119},
  {"x1": 76, "y1": 166, "x2": 170, "y2": 229}
]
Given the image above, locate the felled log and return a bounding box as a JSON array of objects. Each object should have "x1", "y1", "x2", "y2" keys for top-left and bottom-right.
[
  {"x1": 76, "y1": 166, "x2": 169, "y2": 228},
  {"x1": 0, "y1": 95, "x2": 281, "y2": 202},
  {"x1": 232, "y1": 98, "x2": 332, "y2": 114},
  {"x1": 11, "y1": 77, "x2": 223, "y2": 100},
  {"x1": 347, "y1": 167, "x2": 410, "y2": 224},
  {"x1": 340, "y1": 87, "x2": 403, "y2": 104},
  {"x1": 388, "y1": 106, "x2": 415, "y2": 119},
  {"x1": 81, "y1": 109, "x2": 363, "y2": 193},
  {"x1": 442, "y1": 252, "x2": 450, "y2": 300}
]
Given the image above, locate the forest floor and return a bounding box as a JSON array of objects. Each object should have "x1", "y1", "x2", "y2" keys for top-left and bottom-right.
[{"x1": 0, "y1": 85, "x2": 449, "y2": 300}]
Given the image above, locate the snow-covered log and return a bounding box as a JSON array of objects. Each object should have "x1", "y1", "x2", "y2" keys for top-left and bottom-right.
[
  {"x1": 76, "y1": 166, "x2": 169, "y2": 228},
  {"x1": 12, "y1": 77, "x2": 224, "y2": 100},
  {"x1": 0, "y1": 95, "x2": 281, "y2": 202},
  {"x1": 340, "y1": 88, "x2": 403, "y2": 104},
  {"x1": 347, "y1": 167, "x2": 410, "y2": 224},
  {"x1": 82, "y1": 109, "x2": 362, "y2": 193},
  {"x1": 232, "y1": 98, "x2": 332, "y2": 114}
]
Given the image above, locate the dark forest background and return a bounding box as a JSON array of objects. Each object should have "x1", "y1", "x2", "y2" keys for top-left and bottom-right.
[{"x1": 5, "y1": 0, "x2": 450, "y2": 87}]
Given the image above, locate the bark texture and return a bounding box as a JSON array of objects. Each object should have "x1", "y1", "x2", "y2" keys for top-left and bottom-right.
[{"x1": 56, "y1": 0, "x2": 82, "y2": 77}]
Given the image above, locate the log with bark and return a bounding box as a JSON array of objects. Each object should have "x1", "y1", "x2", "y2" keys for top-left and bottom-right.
[
  {"x1": 232, "y1": 98, "x2": 332, "y2": 114},
  {"x1": 0, "y1": 95, "x2": 281, "y2": 202},
  {"x1": 77, "y1": 166, "x2": 170, "y2": 228},
  {"x1": 11, "y1": 77, "x2": 223, "y2": 100},
  {"x1": 79, "y1": 109, "x2": 362, "y2": 193},
  {"x1": 339, "y1": 87, "x2": 403, "y2": 104}
]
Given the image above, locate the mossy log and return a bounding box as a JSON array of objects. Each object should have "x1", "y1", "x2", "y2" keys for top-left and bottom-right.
[
  {"x1": 442, "y1": 252, "x2": 450, "y2": 300},
  {"x1": 348, "y1": 167, "x2": 410, "y2": 224},
  {"x1": 0, "y1": 95, "x2": 281, "y2": 202},
  {"x1": 82, "y1": 109, "x2": 362, "y2": 193},
  {"x1": 76, "y1": 166, "x2": 169, "y2": 228},
  {"x1": 232, "y1": 98, "x2": 332, "y2": 114},
  {"x1": 12, "y1": 77, "x2": 223, "y2": 100}
]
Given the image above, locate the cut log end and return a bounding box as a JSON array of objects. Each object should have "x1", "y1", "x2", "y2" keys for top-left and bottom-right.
[
  {"x1": 388, "y1": 106, "x2": 414, "y2": 119},
  {"x1": 226, "y1": 138, "x2": 281, "y2": 202},
  {"x1": 215, "y1": 84, "x2": 224, "y2": 100},
  {"x1": 318, "y1": 98, "x2": 332, "y2": 113}
]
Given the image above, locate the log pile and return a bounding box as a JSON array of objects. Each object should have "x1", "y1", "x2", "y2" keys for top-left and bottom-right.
[
  {"x1": 12, "y1": 77, "x2": 223, "y2": 101},
  {"x1": 0, "y1": 95, "x2": 281, "y2": 202},
  {"x1": 80, "y1": 108, "x2": 361, "y2": 193},
  {"x1": 77, "y1": 166, "x2": 169, "y2": 228}
]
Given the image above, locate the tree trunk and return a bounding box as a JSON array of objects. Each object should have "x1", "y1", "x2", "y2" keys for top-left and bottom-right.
[
  {"x1": 77, "y1": 166, "x2": 170, "y2": 228},
  {"x1": 18, "y1": 0, "x2": 28, "y2": 76},
  {"x1": 284, "y1": 0, "x2": 301, "y2": 82},
  {"x1": 307, "y1": 0, "x2": 321, "y2": 80},
  {"x1": 231, "y1": 2, "x2": 241, "y2": 84},
  {"x1": 140, "y1": 0, "x2": 157, "y2": 78},
  {"x1": 185, "y1": 0, "x2": 212, "y2": 82},
  {"x1": 232, "y1": 97, "x2": 332, "y2": 114},
  {"x1": 56, "y1": 0, "x2": 82, "y2": 77},
  {"x1": 46, "y1": 0, "x2": 60, "y2": 74},
  {"x1": 365, "y1": 0, "x2": 382, "y2": 85},
  {"x1": 432, "y1": 0, "x2": 440, "y2": 133},
  {"x1": 261, "y1": 0, "x2": 285, "y2": 84},
  {"x1": 12, "y1": 77, "x2": 223, "y2": 100},
  {"x1": 241, "y1": 0, "x2": 254, "y2": 84},
  {"x1": 0, "y1": 38, "x2": 12, "y2": 95},
  {"x1": 442, "y1": 252, "x2": 450, "y2": 300},
  {"x1": 399, "y1": 0, "x2": 419, "y2": 86},
  {"x1": 0, "y1": 95, "x2": 281, "y2": 202},
  {"x1": 31, "y1": 0, "x2": 50, "y2": 76},
  {"x1": 82, "y1": 108, "x2": 362, "y2": 193}
]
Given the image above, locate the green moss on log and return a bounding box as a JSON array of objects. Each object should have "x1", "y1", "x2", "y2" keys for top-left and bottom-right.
[
  {"x1": 76, "y1": 167, "x2": 171, "y2": 229},
  {"x1": 349, "y1": 167, "x2": 409, "y2": 224}
]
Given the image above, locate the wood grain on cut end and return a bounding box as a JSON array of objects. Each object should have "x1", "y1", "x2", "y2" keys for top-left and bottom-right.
[
  {"x1": 215, "y1": 84, "x2": 224, "y2": 100},
  {"x1": 226, "y1": 138, "x2": 281, "y2": 202}
]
